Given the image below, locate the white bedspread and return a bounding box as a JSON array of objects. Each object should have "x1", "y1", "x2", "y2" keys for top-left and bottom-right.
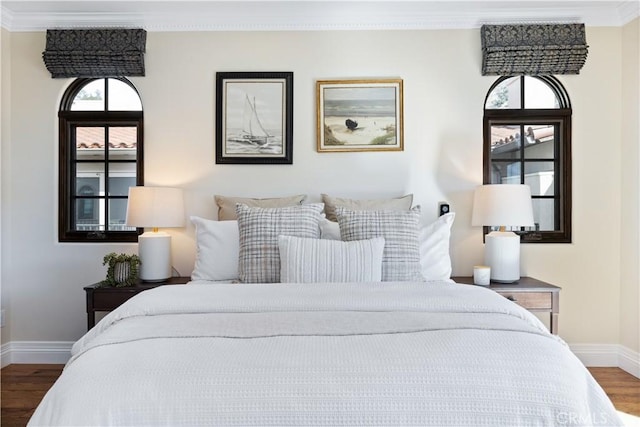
[{"x1": 29, "y1": 281, "x2": 622, "y2": 426}]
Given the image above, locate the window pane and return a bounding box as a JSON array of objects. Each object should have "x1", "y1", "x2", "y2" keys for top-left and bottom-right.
[
  {"x1": 524, "y1": 77, "x2": 560, "y2": 109},
  {"x1": 71, "y1": 79, "x2": 105, "y2": 111},
  {"x1": 108, "y1": 127, "x2": 137, "y2": 160},
  {"x1": 485, "y1": 76, "x2": 521, "y2": 109},
  {"x1": 109, "y1": 199, "x2": 135, "y2": 231},
  {"x1": 524, "y1": 125, "x2": 555, "y2": 159},
  {"x1": 76, "y1": 175, "x2": 100, "y2": 197},
  {"x1": 76, "y1": 164, "x2": 103, "y2": 194},
  {"x1": 109, "y1": 172, "x2": 136, "y2": 196},
  {"x1": 76, "y1": 127, "x2": 105, "y2": 160},
  {"x1": 531, "y1": 198, "x2": 556, "y2": 231},
  {"x1": 525, "y1": 161, "x2": 555, "y2": 196},
  {"x1": 490, "y1": 161, "x2": 520, "y2": 184},
  {"x1": 75, "y1": 198, "x2": 102, "y2": 231},
  {"x1": 490, "y1": 125, "x2": 521, "y2": 159},
  {"x1": 107, "y1": 79, "x2": 142, "y2": 111}
]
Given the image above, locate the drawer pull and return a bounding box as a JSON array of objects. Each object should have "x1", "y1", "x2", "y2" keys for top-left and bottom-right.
[{"x1": 505, "y1": 295, "x2": 517, "y2": 302}]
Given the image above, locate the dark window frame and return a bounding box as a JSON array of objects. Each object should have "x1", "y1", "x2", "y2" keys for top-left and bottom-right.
[
  {"x1": 58, "y1": 78, "x2": 144, "y2": 243},
  {"x1": 483, "y1": 75, "x2": 572, "y2": 243}
]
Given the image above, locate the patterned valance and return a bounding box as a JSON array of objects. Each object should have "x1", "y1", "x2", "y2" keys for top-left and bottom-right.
[
  {"x1": 42, "y1": 29, "x2": 146, "y2": 78},
  {"x1": 481, "y1": 24, "x2": 588, "y2": 75}
]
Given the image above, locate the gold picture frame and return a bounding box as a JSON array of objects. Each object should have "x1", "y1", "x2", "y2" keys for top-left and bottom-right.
[{"x1": 316, "y1": 79, "x2": 403, "y2": 152}]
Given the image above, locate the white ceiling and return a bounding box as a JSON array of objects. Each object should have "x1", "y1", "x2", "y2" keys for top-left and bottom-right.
[{"x1": 1, "y1": 1, "x2": 638, "y2": 32}]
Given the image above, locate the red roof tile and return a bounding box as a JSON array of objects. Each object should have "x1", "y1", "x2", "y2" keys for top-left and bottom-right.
[{"x1": 76, "y1": 127, "x2": 137, "y2": 149}]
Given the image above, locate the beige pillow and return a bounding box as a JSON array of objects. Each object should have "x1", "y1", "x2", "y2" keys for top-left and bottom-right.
[
  {"x1": 215, "y1": 194, "x2": 307, "y2": 220},
  {"x1": 321, "y1": 193, "x2": 413, "y2": 222}
]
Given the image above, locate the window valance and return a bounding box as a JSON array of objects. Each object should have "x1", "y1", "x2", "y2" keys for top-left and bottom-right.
[
  {"x1": 42, "y1": 29, "x2": 146, "y2": 78},
  {"x1": 481, "y1": 24, "x2": 588, "y2": 76}
]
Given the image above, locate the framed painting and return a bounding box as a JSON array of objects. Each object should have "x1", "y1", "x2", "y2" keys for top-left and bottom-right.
[
  {"x1": 216, "y1": 71, "x2": 293, "y2": 164},
  {"x1": 316, "y1": 79, "x2": 403, "y2": 152}
]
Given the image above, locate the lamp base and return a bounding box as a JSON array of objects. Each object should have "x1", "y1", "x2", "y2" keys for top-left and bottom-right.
[
  {"x1": 484, "y1": 231, "x2": 521, "y2": 283},
  {"x1": 138, "y1": 231, "x2": 172, "y2": 282}
]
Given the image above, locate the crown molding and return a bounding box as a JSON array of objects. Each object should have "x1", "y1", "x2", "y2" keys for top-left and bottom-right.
[
  {"x1": 1, "y1": 1, "x2": 638, "y2": 33},
  {"x1": 618, "y1": 0, "x2": 640, "y2": 25}
]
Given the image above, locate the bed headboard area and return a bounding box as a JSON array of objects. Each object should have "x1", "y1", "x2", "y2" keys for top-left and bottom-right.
[{"x1": 185, "y1": 192, "x2": 455, "y2": 284}]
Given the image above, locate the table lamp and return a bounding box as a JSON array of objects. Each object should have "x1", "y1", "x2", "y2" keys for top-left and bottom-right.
[
  {"x1": 471, "y1": 184, "x2": 534, "y2": 283},
  {"x1": 126, "y1": 186, "x2": 185, "y2": 282}
]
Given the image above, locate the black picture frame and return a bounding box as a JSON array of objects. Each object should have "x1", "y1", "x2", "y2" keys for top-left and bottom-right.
[{"x1": 216, "y1": 71, "x2": 293, "y2": 164}]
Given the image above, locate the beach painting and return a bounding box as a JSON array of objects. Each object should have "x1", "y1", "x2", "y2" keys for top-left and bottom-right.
[
  {"x1": 316, "y1": 79, "x2": 403, "y2": 152},
  {"x1": 216, "y1": 72, "x2": 293, "y2": 164}
]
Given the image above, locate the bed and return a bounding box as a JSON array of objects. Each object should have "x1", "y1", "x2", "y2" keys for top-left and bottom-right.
[
  {"x1": 29, "y1": 198, "x2": 622, "y2": 426},
  {"x1": 29, "y1": 281, "x2": 621, "y2": 426}
]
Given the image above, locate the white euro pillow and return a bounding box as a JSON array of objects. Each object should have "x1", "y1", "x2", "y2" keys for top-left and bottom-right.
[
  {"x1": 190, "y1": 216, "x2": 239, "y2": 282},
  {"x1": 278, "y1": 235, "x2": 385, "y2": 283},
  {"x1": 419, "y1": 212, "x2": 455, "y2": 281}
]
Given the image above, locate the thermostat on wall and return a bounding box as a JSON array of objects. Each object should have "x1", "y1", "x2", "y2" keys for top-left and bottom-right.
[{"x1": 438, "y1": 202, "x2": 450, "y2": 216}]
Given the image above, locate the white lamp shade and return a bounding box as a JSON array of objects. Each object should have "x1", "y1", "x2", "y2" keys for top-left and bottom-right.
[
  {"x1": 126, "y1": 186, "x2": 185, "y2": 228},
  {"x1": 471, "y1": 184, "x2": 534, "y2": 228}
]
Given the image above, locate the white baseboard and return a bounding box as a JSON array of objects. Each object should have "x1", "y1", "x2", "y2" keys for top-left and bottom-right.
[
  {"x1": 2, "y1": 341, "x2": 639, "y2": 379},
  {"x1": 618, "y1": 345, "x2": 640, "y2": 378},
  {"x1": 570, "y1": 343, "x2": 640, "y2": 378},
  {"x1": 1, "y1": 341, "x2": 74, "y2": 368},
  {"x1": 569, "y1": 343, "x2": 621, "y2": 366}
]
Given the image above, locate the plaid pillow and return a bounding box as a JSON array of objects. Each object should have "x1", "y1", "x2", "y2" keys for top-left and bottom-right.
[
  {"x1": 236, "y1": 203, "x2": 323, "y2": 283},
  {"x1": 336, "y1": 206, "x2": 425, "y2": 282}
]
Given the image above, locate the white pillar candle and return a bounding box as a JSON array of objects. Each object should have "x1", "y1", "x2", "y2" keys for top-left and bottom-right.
[{"x1": 473, "y1": 265, "x2": 491, "y2": 286}]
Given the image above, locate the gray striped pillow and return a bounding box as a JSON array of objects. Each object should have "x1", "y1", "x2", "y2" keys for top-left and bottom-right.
[
  {"x1": 278, "y1": 235, "x2": 385, "y2": 283},
  {"x1": 236, "y1": 203, "x2": 323, "y2": 283},
  {"x1": 336, "y1": 206, "x2": 425, "y2": 282}
]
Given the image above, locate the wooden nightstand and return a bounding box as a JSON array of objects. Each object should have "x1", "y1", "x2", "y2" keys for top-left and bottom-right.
[
  {"x1": 451, "y1": 276, "x2": 561, "y2": 335},
  {"x1": 84, "y1": 277, "x2": 190, "y2": 330}
]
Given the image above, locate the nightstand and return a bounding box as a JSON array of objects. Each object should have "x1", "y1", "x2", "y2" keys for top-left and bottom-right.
[
  {"x1": 84, "y1": 277, "x2": 190, "y2": 330},
  {"x1": 451, "y1": 276, "x2": 561, "y2": 335}
]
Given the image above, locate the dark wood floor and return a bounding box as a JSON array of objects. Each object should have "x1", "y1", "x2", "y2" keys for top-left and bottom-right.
[
  {"x1": 1, "y1": 365, "x2": 639, "y2": 426},
  {"x1": 1, "y1": 365, "x2": 64, "y2": 427}
]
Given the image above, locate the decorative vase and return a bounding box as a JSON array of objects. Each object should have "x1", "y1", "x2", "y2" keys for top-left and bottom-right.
[{"x1": 113, "y1": 262, "x2": 131, "y2": 284}]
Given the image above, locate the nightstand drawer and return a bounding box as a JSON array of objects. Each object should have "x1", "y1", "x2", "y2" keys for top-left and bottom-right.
[
  {"x1": 496, "y1": 291, "x2": 551, "y2": 310},
  {"x1": 451, "y1": 277, "x2": 561, "y2": 334},
  {"x1": 90, "y1": 290, "x2": 139, "y2": 311},
  {"x1": 84, "y1": 277, "x2": 191, "y2": 330}
]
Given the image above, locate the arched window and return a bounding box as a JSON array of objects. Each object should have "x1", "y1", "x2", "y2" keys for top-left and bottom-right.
[
  {"x1": 483, "y1": 76, "x2": 571, "y2": 243},
  {"x1": 59, "y1": 78, "x2": 144, "y2": 242}
]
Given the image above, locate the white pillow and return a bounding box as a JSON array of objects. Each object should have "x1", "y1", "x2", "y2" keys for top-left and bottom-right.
[
  {"x1": 321, "y1": 212, "x2": 455, "y2": 281},
  {"x1": 190, "y1": 216, "x2": 239, "y2": 282},
  {"x1": 278, "y1": 235, "x2": 385, "y2": 283},
  {"x1": 420, "y1": 212, "x2": 455, "y2": 281},
  {"x1": 319, "y1": 217, "x2": 341, "y2": 240}
]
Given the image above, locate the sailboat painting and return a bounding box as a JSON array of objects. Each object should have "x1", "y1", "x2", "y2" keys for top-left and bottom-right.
[
  {"x1": 216, "y1": 72, "x2": 294, "y2": 164},
  {"x1": 231, "y1": 95, "x2": 273, "y2": 147}
]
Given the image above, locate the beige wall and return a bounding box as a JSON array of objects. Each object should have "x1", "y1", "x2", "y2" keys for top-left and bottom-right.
[
  {"x1": 0, "y1": 27, "x2": 630, "y2": 352},
  {"x1": 620, "y1": 17, "x2": 640, "y2": 354},
  {"x1": 522, "y1": 27, "x2": 623, "y2": 345},
  {"x1": 1, "y1": 27, "x2": 11, "y2": 345}
]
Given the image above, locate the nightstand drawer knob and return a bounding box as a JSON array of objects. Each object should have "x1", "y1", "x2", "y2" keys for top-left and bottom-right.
[{"x1": 505, "y1": 295, "x2": 517, "y2": 302}]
